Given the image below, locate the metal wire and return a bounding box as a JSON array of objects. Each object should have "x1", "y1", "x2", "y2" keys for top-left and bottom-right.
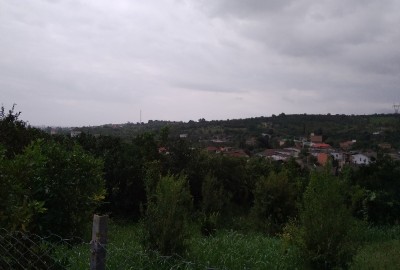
[{"x1": 0, "y1": 228, "x2": 218, "y2": 270}]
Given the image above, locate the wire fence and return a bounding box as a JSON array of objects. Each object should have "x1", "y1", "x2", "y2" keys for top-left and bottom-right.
[
  {"x1": 0, "y1": 228, "x2": 84, "y2": 269},
  {"x1": 0, "y1": 227, "x2": 218, "y2": 270}
]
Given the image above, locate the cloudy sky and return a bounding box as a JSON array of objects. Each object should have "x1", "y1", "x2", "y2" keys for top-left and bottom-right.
[{"x1": 1, "y1": 0, "x2": 399, "y2": 126}]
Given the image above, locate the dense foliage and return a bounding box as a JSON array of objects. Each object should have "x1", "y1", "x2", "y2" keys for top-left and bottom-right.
[
  {"x1": 0, "y1": 107, "x2": 105, "y2": 237},
  {"x1": 143, "y1": 174, "x2": 193, "y2": 255},
  {"x1": 285, "y1": 168, "x2": 360, "y2": 268},
  {"x1": 2, "y1": 106, "x2": 400, "y2": 269}
]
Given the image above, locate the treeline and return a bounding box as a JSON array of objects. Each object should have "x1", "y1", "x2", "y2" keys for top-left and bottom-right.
[
  {"x1": 1, "y1": 106, "x2": 400, "y2": 269},
  {"x1": 78, "y1": 113, "x2": 400, "y2": 150}
]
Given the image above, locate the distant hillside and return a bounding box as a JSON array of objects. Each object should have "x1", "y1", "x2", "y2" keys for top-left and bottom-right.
[{"x1": 73, "y1": 114, "x2": 400, "y2": 150}]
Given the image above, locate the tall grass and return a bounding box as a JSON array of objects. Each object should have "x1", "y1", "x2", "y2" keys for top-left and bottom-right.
[
  {"x1": 187, "y1": 230, "x2": 306, "y2": 270},
  {"x1": 61, "y1": 223, "x2": 400, "y2": 269},
  {"x1": 350, "y1": 240, "x2": 400, "y2": 270},
  {"x1": 349, "y1": 226, "x2": 400, "y2": 270},
  {"x1": 60, "y1": 221, "x2": 306, "y2": 269}
]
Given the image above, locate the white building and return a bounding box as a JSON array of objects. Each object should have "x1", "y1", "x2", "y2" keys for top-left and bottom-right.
[
  {"x1": 70, "y1": 130, "x2": 82, "y2": 137},
  {"x1": 351, "y1": 154, "x2": 371, "y2": 165},
  {"x1": 331, "y1": 152, "x2": 343, "y2": 161}
]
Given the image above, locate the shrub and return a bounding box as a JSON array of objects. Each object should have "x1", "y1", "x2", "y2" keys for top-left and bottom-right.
[
  {"x1": 285, "y1": 168, "x2": 359, "y2": 269},
  {"x1": 250, "y1": 171, "x2": 297, "y2": 235},
  {"x1": 0, "y1": 140, "x2": 105, "y2": 237},
  {"x1": 199, "y1": 212, "x2": 219, "y2": 236},
  {"x1": 30, "y1": 140, "x2": 105, "y2": 237},
  {"x1": 0, "y1": 105, "x2": 47, "y2": 158},
  {"x1": 0, "y1": 144, "x2": 45, "y2": 231},
  {"x1": 201, "y1": 172, "x2": 229, "y2": 215},
  {"x1": 143, "y1": 174, "x2": 193, "y2": 255}
]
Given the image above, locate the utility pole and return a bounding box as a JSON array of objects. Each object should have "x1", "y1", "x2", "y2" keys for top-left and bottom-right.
[{"x1": 394, "y1": 103, "x2": 400, "y2": 114}]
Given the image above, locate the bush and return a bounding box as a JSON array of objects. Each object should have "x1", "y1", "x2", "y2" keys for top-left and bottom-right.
[
  {"x1": 0, "y1": 140, "x2": 105, "y2": 237},
  {"x1": 201, "y1": 172, "x2": 229, "y2": 215},
  {"x1": 0, "y1": 144, "x2": 45, "y2": 231},
  {"x1": 0, "y1": 105, "x2": 47, "y2": 158},
  {"x1": 285, "y1": 168, "x2": 359, "y2": 269},
  {"x1": 250, "y1": 171, "x2": 297, "y2": 235},
  {"x1": 30, "y1": 140, "x2": 105, "y2": 237},
  {"x1": 199, "y1": 212, "x2": 219, "y2": 236},
  {"x1": 143, "y1": 174, "x2": 193, "y2": 255}
]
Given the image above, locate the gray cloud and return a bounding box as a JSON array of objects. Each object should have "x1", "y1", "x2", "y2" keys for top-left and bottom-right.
[{"x1": 1, "y1": 0, "x2": 399, "y2": 126}]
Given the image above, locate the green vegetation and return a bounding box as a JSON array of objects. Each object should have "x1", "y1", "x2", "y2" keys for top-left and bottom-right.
[
  {"x1": 76, "y1": 113, "x2": 400, "y2": 150},
  {"x1": 1, "y1": 106, "x2": 400, "y2": 269},
  {"x1": 251, "y1": 171, "x2": 297, "y2": 234},
  {"x1": 188, "y1": 230, "x2": 306, "y2": 269},
  {"x1": 60, "y1": 221, "x2": 306, "y2": 269},
  {"x1": 59, "y1": 222, "x2": 400, "y2": 269},
  {"x1": 143, "y1": 174, "x2": 193, "y2": 255},
  {"x1": 350, "y1": 240, "x2": 400, "y2": 270},
  {"x1": 285, "y1": 168, "x2": 360, "y2": 268},
  {"x1": 0, "y1": 107, "x2": 104, "y2": 237}
]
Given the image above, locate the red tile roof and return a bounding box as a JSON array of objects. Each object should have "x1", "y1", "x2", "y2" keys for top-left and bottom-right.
[{"x1": 313, "y1": 143, "x2": 331, "y2": 149}]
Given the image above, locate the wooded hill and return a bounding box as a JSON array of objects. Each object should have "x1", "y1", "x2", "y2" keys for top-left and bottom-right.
[{"x1": 69, "y1": 113, "x2": 400, "y2": 151}]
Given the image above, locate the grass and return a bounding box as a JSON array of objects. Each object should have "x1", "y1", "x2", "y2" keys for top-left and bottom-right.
[
  {"x1": 348, "y1": 225, "x2": 400, "y2": 270},
  {"x1": 187, "y1": 230, "x2": 306, "y2": 270},
  {"x1": 57, "y1": 222, "x2": 400, "y2": 269},
  {"x1": 350, "y1": 240, "x2": 400, "y2": 270},
  {"x1": 56, "y1": 220, "x2": 305, "y2": 269}
]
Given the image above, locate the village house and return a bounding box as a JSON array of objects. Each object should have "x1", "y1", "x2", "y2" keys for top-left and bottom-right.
[
  {"x1": 331, "y1": 152, "x2": 343, "y2": 161},
  {"x1": 317, "y1": 153, "x2": 329, "y2": 166},
  {"x1": 224, "y1": 149, "x2": 249, "y2": 158},
  {"x1": 310, "y1": 134, "x2": 323, "y2": 143},
  {"x1": 70, "y1": 130, "x2": 81, "y2": 137},
  {"x1": 205, "y1": 146, "x2": 220, "y2": 153},
  {"x1": 378, "y1": 143, "x2": 391, "y2": 150},
  {"x1": 351, "y1": 153, "x2": 371, "y2": 165},
  {"x1": 340, "y1": 140, "x2": 356, "y2": 150},
  {"x1": 246, "y1": 137, "x2": 257, "y2": 146},
  {"x1": 257, "y1": 148, "x2": 298, "y2": 161},
  {"x1": 311, "y1": 143, "x2": 331, "y2": 150}
]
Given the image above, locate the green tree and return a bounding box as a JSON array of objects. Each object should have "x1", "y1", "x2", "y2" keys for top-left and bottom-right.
[
  {"x1": 350, "y1": 155, "x2": 400, "y2": 225},
  {"x1": 200, "y1": 172, "x2": 231, "y2": 235},
  {"x1": 286, "y1": 168, "x2": 357, "y2": 269},
  {"x1": 29, "y1": 140, "x2": 105, "y2": 237},
  {"x1": 0, "y1": 105, "x2": 47, "y2": 157},
  {"x1": 209, "y1": 155, "x2": 249, "y2": 212},
  {"x1": 0, "y1": 144, "x2": 45, "y2": 231},
  {"x1": 201, "y1": 172, "x2": 230, "y2": 215},
  {"x1": 250, "y1": 171, "x2": 297, "y2": 234},
  {"x1": 0, "y1": 139, "x2": 105, "y2": 237},
  {"x1": 75, "y1": 134, "x2": 148, "y2": 220},
  {"x1": 159, "y1": 125, "x2": 170, "y2": 146}
]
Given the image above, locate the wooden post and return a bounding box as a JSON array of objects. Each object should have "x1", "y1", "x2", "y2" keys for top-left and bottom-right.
[{"x1": 90, "y1": 215, "x2": 108, "y2": 270}]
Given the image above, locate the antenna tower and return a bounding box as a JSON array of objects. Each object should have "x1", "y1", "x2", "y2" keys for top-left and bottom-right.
[{"x1": 394, "y1": 103, "x2": 400, "y2": 114}]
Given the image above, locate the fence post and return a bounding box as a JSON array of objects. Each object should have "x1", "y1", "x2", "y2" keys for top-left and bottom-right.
[{"x1": 90, "y1": 214, "x2": 108, "y2": 270}]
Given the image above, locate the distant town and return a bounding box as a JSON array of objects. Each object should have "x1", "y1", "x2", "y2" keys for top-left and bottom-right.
[{"x1": 44, "y1": 113, "x2": 400, "y2": 172}]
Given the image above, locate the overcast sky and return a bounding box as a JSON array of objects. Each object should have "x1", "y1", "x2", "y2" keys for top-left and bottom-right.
[{"x1": 1, "y1": 0, "x2": 399, "y2": 126}]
